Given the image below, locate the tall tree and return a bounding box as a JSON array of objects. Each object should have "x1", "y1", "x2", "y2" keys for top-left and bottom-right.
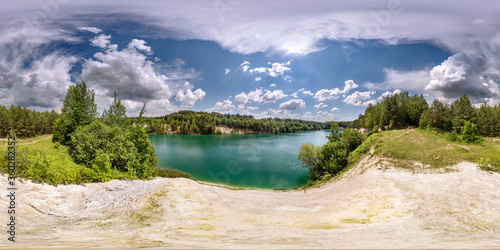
[
  {"x1": 102, "y1": 91, "x2": 127, "y2": 127},
  {"x1": 54, "y1": 81, "x2": 97, "y2": 144},
  {"x1": 450, "y1": 94, "x2": 474, "y2": 132}
]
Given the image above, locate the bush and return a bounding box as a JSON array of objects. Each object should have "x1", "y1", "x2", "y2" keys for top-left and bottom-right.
[
  {"x1": 69, "y1": 121, "x2": 158, "y2": 180},
  {"x1": 458, "y1": 121, "x2": 480, "y2": 144},
  {"x1": 340, "y1": 128, "x2": 365, "y2": 153},
  {"x1": 153, "y1": 168, "x2": 191, "y2": 178}
]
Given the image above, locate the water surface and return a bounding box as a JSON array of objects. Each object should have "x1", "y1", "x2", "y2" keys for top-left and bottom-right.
[{"x1": 149, "y1": 130, "x2": 330, "y2": 189}]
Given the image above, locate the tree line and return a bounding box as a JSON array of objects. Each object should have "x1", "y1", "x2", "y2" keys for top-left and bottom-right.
[
  {"x1": 140, "y1": 110, "x2": 347, "y2": 135},
  {"x1": 0, "y1": 105, "x2": 60, "y2": 138},
  {"x1": 351, "y1": 92, "x2": 500, "y2": 140}
]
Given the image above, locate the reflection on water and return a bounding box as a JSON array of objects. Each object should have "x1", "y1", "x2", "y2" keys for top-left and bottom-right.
[{"x1": 149, "y1": 130, "x2": 330, "y2": 189}]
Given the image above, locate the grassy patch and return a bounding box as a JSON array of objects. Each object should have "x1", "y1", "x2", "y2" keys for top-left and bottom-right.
[
  {"x1": 339, "y1": 218, "x2": 371, "y2": 224},
  {"x1": 371, "y1": 129, "x2": 500, "y2": 171},
  {"x1": 153, "y1": 168, "x2": 191, "y2": 179}
]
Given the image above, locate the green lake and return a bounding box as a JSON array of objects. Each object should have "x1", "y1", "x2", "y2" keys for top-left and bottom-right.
[{"x1": 149, "y1": 130, "x2": 330, "y2": 189}]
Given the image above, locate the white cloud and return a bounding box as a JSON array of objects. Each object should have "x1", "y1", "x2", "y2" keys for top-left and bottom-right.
[
  {"x1": 207, "y1": 99, "x2": 235, "y2": 113},
  {"x1": 240, "y1": 61, "x2": 250, "y2": 72},
  {"x1": 260, "y1": 90, "x2": 288, "y2": 104},
  {"x1": 175, "y1": 88, "x2": 205, "y2": 108},
  {"x1": 270, "y1": 83, "x2": 276, "y2": 87},
  {"x1": 247, "y1": 88, "x2": 263, "y2": 102},
  {"x1": 364, "y1": 69, "x2": 431, "y2": 93},
  {"x1": 378, "y1": 89, "x2": 402, "y2": 100},
  {"x1": 246, "y1": 60, "x2": 292, "y2": 79},
  {"x1": 314, "y1": 102, "x2": 328, "y2": 109},
  {"x1": 127, "y1": 39, "x2": 153, "y2": 54},
  {"x1": 82, "y1": 35, "x2": 204, "y2": 115},
  {"x1": 259, "y1": 108, "x2": 279, "y2": 117},
  {"x1": 255, "y1": 77, "x2": 262, "y2": 81},
  {"x1": 343, "y1": 91, "x2": 376, "y2": 106},
  {"x1": 302, "y1": 90, "x2": 314, "y2": 96},
  {"x1": 425, "y1": 53, "x2": 496, "y2": 102},
  {"x1": 313, "y1": 80, "x2": 358, "y2": 101},
  {"x1": 246, "y1": 106, "x2": 259, "y2": 111},
  {"x1": 78, "y1": 27, "x2": 102, "y2": 34},
  {"x1": 342, "y1": 80, "x2": 359, "y2": 95},
  {"x1": 331, "y1": 107, "x2": 339, "y2": 112},
  {"x1": 225, "y1": 68, "x2": 231, "y2": 75},
  {"x1": 314, "y1": 88, "x2": 341, "y2": 102},
  {"x1": 279, "y1": 99, "x2": 306, "y2": 111},
  {"x1": 234, "y1": 92, "x2": 248, "y2": 109},
  {"x1": 90, "y1": 34, "x2": 113, "y2": 49}
]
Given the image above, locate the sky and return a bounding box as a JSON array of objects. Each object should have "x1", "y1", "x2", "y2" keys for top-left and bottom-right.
[{"x1": 0, "y1": 0, "x2": 499, "y2": 122}]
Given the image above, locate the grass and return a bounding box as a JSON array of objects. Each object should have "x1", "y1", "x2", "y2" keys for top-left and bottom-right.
[
  {"x1": 370, "y1": 129, "x2": 500, "y2": 171},
  {"x1": 153, "y1": 168, "x2": 191, "y2": 179},
  {"x1": 0, "y1": 134, "x2": 195, "y2": 185}
]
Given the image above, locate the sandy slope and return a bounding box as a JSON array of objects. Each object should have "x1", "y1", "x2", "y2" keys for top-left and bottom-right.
[{"x1": 1, "y1": 153, "x2": 500, "y2": 249}]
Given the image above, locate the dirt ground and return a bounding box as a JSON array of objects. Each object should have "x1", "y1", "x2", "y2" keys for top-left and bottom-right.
[{"x1": 1, "y1": 153, "x2": 500, "y2": 249}]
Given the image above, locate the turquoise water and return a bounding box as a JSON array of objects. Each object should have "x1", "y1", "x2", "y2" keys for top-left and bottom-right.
[{"x1": 149, "y1": 130, "x2": 330, "y2": 189}]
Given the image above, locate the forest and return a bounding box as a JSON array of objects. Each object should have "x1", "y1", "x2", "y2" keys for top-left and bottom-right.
[
  {"x1": 0, "y1": 105, "x2": 60, "y2": 138},
  {"x1": 352, "y1": 92, "x2": 500, "y2": 139},
  {"x1": 138, "y1": 111, "x2": 348, "y2": 135}
]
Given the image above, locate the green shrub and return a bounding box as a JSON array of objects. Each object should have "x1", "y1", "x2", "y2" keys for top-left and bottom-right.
[
  {"x1": 458, "y1": 121, "x2": 480, "y2": 144},
  {"x1": 340, "y1": 128, "x2": 365, "y2": 153},
  {"x1": 153, "y1": 168, "x2": 191, "y2": 178},
  {"x1": 69, "y1": 121, "x2": 158, "y2": 180}
]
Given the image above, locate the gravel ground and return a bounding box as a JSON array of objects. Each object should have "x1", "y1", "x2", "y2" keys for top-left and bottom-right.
[{"x1": 1, "y1": 154, "x2": 500, "y2": 249}]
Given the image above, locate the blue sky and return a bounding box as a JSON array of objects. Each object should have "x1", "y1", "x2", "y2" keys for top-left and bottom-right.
[{"x1": 0, "y1": 1, "x2": 499, "y2": 121}]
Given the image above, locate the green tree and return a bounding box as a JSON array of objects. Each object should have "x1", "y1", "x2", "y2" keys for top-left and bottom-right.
[
  {"x1": 55, "y1": 81, "x2": 97, "y2": 144},
  {"x1": 102, "y1": 91, "x2": 127, "y2": 127},
  {"x1": 450, "y1": 94, "x2": 474, "y2": 132},
  {"x1": 327, "y1": 121, "x2": 341, "y2": 142}
]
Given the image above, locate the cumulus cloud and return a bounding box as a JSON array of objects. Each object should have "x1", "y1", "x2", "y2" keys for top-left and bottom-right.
[
  {"x1": 269, "y1": 83, "x2": 276, "y2": 87},
  {"x1": 260, "y1": 90, "x2": 288, "y2": 104},
  {"x1": 243, "y1": 60, "x2": 292, "y2": 80},
  {"x1": 127, "y1": 39, "x2": 153, "y2": 54},
  {"x1": 225, "y1": 68, "x2": 230, "y2": 74},
  {"x1": 378, "y1": 89, "x2": 402, "y2": 100},
  {"x1": 78, "y1": 26, "x2": 102, "y2": 34},
  {"x1": 176, "y1": 88, "x2": 205, "y2": 108},
  {"x1": 302, "y1": 90, "x2": 314, "y2": 96},
  {"x1": 331, "y1": 107, "x2": 339, "y2": 112},
  {"x1": 234, "y1": 92, "x2": 248, "y2": 109},
  {"x1": 314, "y1": 88, "x2": 341, "y2": 102},
  {"x1": 82, "y1": 35, "x2": 204, "y2": 115},
  {"x1": 314, "y1": 102, "x2": 328, "y2": 109},
  {"x1": 343, "y1": 90, "x2": 376, "y2": 106},
  {"x1": 342, "y1": 80, "x2": 359, "y2": 95},
  {"x1": 207, "y1": 99, "x2": 235, "y2": 113},
  {"x1": 90, "y1": 34, "x2": 113, "y2": 49},
  {"x1": 313, "y1": 80, "x2": 358, "y2": 101},
  {"x1": 247, "y1": 88, "x2": 263, "y2": 102},
  {"x1": 279, "y1": 99, "x2": 306, "y2": 111},
  {"x1": 425, "y1": 53, "x2": 497, "y2": 102}
]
